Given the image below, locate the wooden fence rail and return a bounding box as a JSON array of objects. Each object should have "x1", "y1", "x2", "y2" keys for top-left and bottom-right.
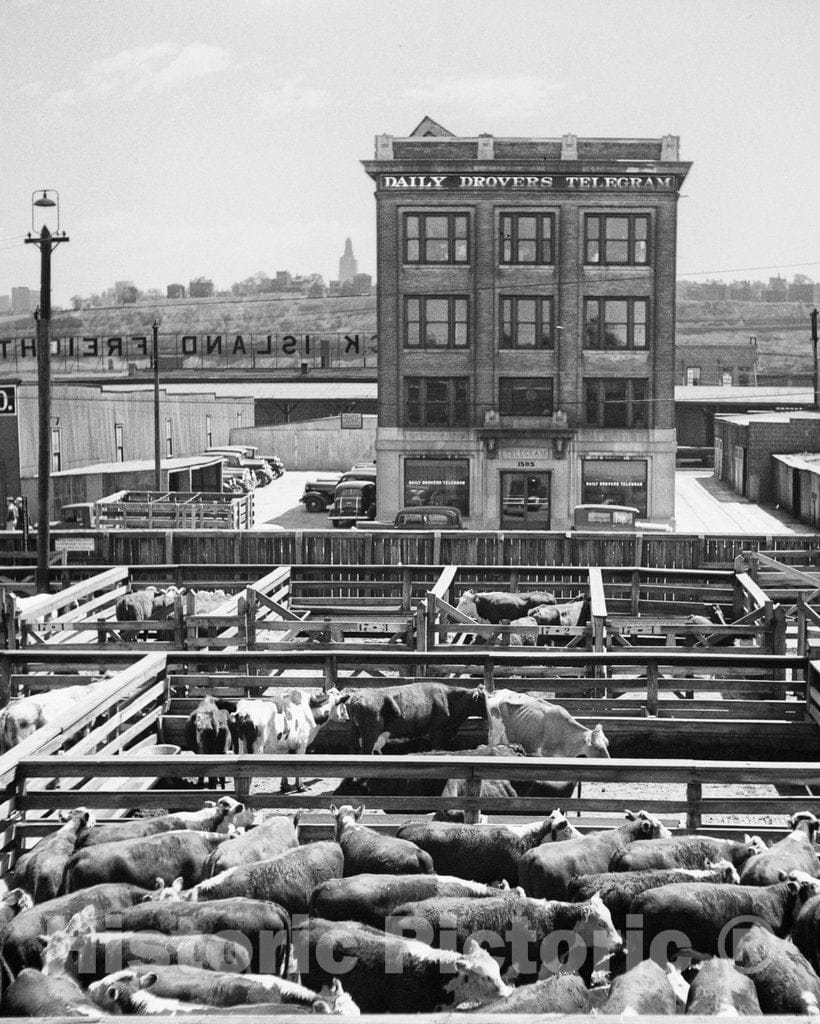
[{"x1": 5, "y1": 530, "x2": 820, "y2": 570}]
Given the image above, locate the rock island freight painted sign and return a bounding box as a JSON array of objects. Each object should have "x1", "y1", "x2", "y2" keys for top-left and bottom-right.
[
  {"x1": 381, "y1": 174, "x2": 678, "y2": 190},
  {"x1": 0, "y1": 331, "x2": 378, "y2": 367}
]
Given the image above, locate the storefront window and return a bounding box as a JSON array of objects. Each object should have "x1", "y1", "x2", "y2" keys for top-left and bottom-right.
[
  {"x1": 581, "y1": 459, "x2": 647, "y2": 515},
  {"x1": 404, "y1": 458, "x2": 470, "y2": 514}
]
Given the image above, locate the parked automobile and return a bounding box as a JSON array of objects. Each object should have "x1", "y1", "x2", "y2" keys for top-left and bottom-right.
[
  {"x1": 328, "y1": 478, "x2": 377, "y2": 528},
  {"x1": 207, "y1": 445, "x2": 285, "y2": 479},
  {"x1": 303, "y1": 467, "x2": 377, "y2": 515},
  {"x1": 356, "y1": 506, "x2": 463, "y2": 530},
  {"x1": 300, "y1": 473, "x2": 343, "y2": 512},
  {"x1": 206, "y1": 450, "x2": 270, "y2": 486},
  {"x1": 572, "y1": 503, "x2": 673, "y2": 532}
]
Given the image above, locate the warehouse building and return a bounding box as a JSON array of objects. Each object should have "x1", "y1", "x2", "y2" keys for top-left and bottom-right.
[{"x1": 363, "y1": 118, "x2": 691, "y2": 528}]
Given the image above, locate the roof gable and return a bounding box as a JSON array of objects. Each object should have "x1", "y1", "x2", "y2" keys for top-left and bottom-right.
[{"x1": 409, "y1": 116, "x2": 454, "y2": 138}]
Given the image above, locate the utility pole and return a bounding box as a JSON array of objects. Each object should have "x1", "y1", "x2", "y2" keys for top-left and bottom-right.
[
  {"x1": 152, "y1": 320, "x2": 161, "y2": 491},
  {"x1": 25, "y1": 193, "x2": 68, "y2": 594},
  {"x1": 811, "y1": 309, "x2": 819, "y2": 410}
]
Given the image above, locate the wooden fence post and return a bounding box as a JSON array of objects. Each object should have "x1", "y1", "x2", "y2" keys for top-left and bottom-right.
[
  {"x1": 425, "y1": 592, "x2": 438, "y2": 651},
  {"x1": 415, "y1": 601, "x2": 427, "y2": 654},
  {"x1": 463, "y1": 773, "x2": 482, "y2": 824},
  {"x1": 686, "y1": 781, "x2": 702, "y2": 831},
  {"x1": 797, "y1": 594, "x2": 807, "y2": 658},
  {"x1": 646, "y1": 660, "x2": 659, "y2": 717},
  {"x1": 483, "y1": 659, "x2": 495, "y2": 694},
  {"x1": 772, "y1": 605, "x2": 787, "y2": 656}
]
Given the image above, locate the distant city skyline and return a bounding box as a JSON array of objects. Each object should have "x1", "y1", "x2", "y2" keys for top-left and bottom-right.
[{"x1": 2, "y1": 0, "x2": 818, "y2": 307}]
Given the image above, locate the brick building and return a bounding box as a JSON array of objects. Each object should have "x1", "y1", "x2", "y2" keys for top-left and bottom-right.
[
  {"x1": 363, "y1": 118, "x2": 691, "y2": 528},
  {"x1": 713, "y1": 410, "x2": 820, "y2": 503}
]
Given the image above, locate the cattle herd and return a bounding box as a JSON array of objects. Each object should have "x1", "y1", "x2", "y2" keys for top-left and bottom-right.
[
  {"x1": 0, "y1": 586, "x2": 815, "y2": 1016},
  {"x1": 4, "y1": 795, "x2": 820, "y2": 1016}
]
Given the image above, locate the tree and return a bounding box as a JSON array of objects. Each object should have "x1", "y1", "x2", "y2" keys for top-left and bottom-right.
[{"x1": 70, "y1": 295, "x2": 83, "y2": 310}]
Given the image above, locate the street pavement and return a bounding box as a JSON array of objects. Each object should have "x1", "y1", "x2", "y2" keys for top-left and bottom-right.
[
  {"x1": 673, "y1": 468, "x2": 813, "y2": 535},
  {"x1": 249, "y1": 468, "x2": 814, "y2": 535}
]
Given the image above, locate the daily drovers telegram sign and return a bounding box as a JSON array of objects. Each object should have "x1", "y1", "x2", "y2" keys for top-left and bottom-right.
[{"x1": 381, "y1": 173, "x2": 678, "y2": 190}]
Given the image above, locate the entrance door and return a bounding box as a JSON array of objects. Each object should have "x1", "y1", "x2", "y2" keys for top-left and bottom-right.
[
  {"x1": 500, "y1": 472, "x2": 551, "y2": 530},
  {"x1": 793, "y1": 469, "x2": 802, "y2": 519}
]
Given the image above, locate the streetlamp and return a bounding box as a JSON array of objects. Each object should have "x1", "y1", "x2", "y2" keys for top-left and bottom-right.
[{"x1": 24, "y1": 190, "x2": 69, "y2": 593}]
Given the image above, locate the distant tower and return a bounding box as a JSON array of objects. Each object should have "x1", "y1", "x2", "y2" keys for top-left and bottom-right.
[{"x1": 339, "y1": 237, "x2": 358, "y2": 285}]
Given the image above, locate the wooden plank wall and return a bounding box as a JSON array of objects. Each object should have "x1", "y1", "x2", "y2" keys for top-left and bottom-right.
[{"x1": 4, "y1": 530, "x2": 820, "y2": 570}]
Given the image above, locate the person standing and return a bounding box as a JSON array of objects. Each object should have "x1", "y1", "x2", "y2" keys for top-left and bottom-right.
[{"x1": 5, "y1": 498, "x2": 18, "y2": 531}]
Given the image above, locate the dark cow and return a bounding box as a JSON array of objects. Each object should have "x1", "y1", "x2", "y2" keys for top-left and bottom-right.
[
  {"x1": 40, "y1": 906, "x2": 251, "y2": 983},
  {"x1": 344, "y1": 682, "x2": 486, "y2": 754},
  {"x1": 685, "y1": 958, "x2": 761, "y2": 1015},
  {"x1": 391, "y1": 891, "x2": 621, "y2": 985},
  {"x1": 463, "y1": 973, "x2": 590, "y2": 1014},
  {"x1": 683, "y1": 604, "x2": 736, "y2": 649},
  {"x1": 455, "y1": 590, "x2": 556, "y2": 624},
  {"x1": 603, "y1": 959, "x2": 680, "y2": 1015},
  {"x1": 77, "y1": 795, "x2": 247, "y2": 847},
  {"x1": 566, "y1": 859, "x2": 740, "y2": 931},
  {"x1": 65, "y1": 830, "x2": 229, "y2": 891},
  {"x1": 112, "y1": 897, "x2": 291, "y2": 976},
  {"x1": 184, "y1": 695, "x2": 233, "y2": 789},
  {"x1": 739, "y1": 811, "x2": 820, "y2": 885},
  {"x1": 294, "y1": 917, "x2": 511, "y2": 1013},
  {"x1": 2, "y1": 968, "x2": 98, "y2": 1018},
  {"x1": 87, "y1": 966, "x2": 357, "y2": 1015},
  {"x1": 610, "y1": 833, "x2": 765, "y2": 873},
  {"x1": 735, "y1": 924, "x2": 820, "y2": 1015},
  {"x1": 519, "y1": 810, "x2": 671, "y2": 899},
  {"x1": 309, "y1": 873, "x2": 512, "y2": 928},
  {"x1": 631, "y1": 878, "x2": 805, "y2": 962},
  {"x1": 12, "y1": 806, "x2": 94, "y2": 903},
  {"x1": 332, "y1": 804, "x2": 434, "y2": 876},
  {"x1": 205, "y1": 813, "x2": 300, "y2": 876},
  {"x1": 177, "y1": 840, "x2": 344, "y2": 915},
  {"x1": 0, "y1": 883, "x2": 149, "y2": 974},
  {"x1": 396, "y1": 815, "x2": 560, "y2": 886},
  {"x1": 115, "y1": 586, "x2": 180, "y2": 641},
  {"x1": 334, "y1": 743, "x2": 572, "y2": 811}
]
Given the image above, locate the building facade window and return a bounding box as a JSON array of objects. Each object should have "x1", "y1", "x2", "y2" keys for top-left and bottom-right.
[
  {"x1": 51, "y1": 428, "x2": 61, "y2": 473},
  {"x1": 404, "y1": 213, "x2": 469, "y2": 264},
  {"x1": 405, "y1": 377, "x2": 469, "y2": 427},
  {"x1": 686, "y1": 366, "x2": 701, "y2": 385},
  {"x1": 114, "y1": 423, "x2": 124, "y2": 462},
  {"x1": 584, "y1": 378, "x2": 648, "y2": 428},
  {"x1": 405, "y1": 296, "x2": 469, "y2": 349},
  {"x1": 499, "y1": 377, "x2": 553, "y2": 417},
  {"x1": 585, "y1": 213, "x2": 650, "y2": 265},
  {"x1": 581, "y1": 458, "x2": 648, "y2": 516},
  {"x1": 584, "y1": 297, "x2": 648, "y2": 350},
  {"x1": 165, "y1": 417, "x2": 173, "y2": 458},
  {"x1": 500, "y1": 296, "x2": 553, "y2": 349},
  {"x1": 404, "y1": 457, "x2": 470, "y2": 514},
  {"x1": 205, "y1": 414, "x2": 213, "y2": 448},
  {"x1": 720, "y1": 371, "x2": 733, "y2": 386},
  {"x1": 500, "y1": 213, "x2": 553, "y2": 264}
]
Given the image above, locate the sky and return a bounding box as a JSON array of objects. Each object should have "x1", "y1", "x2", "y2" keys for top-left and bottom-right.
[{"x1": 1, "y1": 0, "x2": 818, "y2": 307}]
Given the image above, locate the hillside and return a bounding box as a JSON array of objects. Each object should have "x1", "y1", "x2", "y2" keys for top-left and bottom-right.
[{"x1": 0, "y1": 294, "x2": 378, "y2": 338}]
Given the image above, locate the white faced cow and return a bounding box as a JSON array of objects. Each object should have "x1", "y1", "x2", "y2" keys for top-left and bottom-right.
[
  {"x1": 485, "y1": 689, "x2": 610, "y2": 758},
  {"x1": 230, "y1": 688, "x2": 349, "y2": 792}
]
